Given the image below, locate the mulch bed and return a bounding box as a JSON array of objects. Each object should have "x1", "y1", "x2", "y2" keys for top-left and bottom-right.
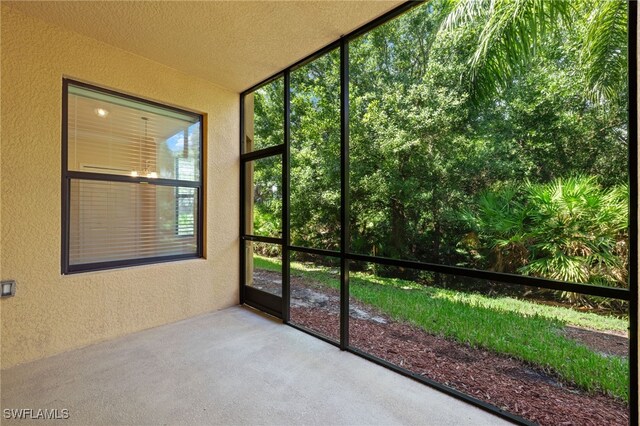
[{"x1": 287, "y1": 280, "x2": 629, "y2": 426}]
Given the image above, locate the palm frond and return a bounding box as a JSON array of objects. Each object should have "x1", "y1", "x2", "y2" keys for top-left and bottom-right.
[
  {"x1": 464, "y1": 175, "x2": 629, "y2": 289},
  {"x1": 442, "y1": 0, "x2": 573, "y2": 102},
  {"x1": 580, "y1": 0, "x2": 628, "y2": 103},
  {"x1": 441, "y1": 0, "x2": 492, "y2": 30}
]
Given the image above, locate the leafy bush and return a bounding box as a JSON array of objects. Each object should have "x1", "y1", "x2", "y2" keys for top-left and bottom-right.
[{"x1": 461, "y1": 176, "x2": 628, "y2": 306}]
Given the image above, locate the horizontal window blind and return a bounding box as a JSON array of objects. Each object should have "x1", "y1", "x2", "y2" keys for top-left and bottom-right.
[
  {"x1": 63, "y1": 80, "x2": 203, "y2": 273},
  {"x1": 69, "y1": 180, "x2": 198, "y2": 265}
]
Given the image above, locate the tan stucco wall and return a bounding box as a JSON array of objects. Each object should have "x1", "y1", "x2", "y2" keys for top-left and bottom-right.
[{"x1": 0, "y1": 4, "x2": 239, "y2": 368}]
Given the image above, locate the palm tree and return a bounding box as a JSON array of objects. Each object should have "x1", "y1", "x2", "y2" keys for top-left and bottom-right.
[
  {"x1": 463, "y1": 176, "x2": 628, "y2": 305},
  {"x1": 581, "y1": 0, "x2": 628, "y2": 103},
  {"x1": 520, "y1": 176, "x2": 628, "y2": 290},
  {"x1": 441, "y1": 0, "x2": 628, "y2": 103}
]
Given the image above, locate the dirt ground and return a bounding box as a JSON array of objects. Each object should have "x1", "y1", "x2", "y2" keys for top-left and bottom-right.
[{"x1": 562, "y1": 326, "x2": 628, "y2": 358}]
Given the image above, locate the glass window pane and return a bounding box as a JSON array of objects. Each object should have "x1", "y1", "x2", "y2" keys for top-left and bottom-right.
[
  {"x1": 348, "y1": 2, "x2": 629, "y2": 290},
  {"x1": 244, "y1": 78, "x2": 284, "y2": 153},
  {"x1": 289, "y1": 252, "x2": 340, "y2": 342},
  {"x1": 245, "y1": 156, "x2": 282, "y2": 238},
  {"x1": 69, "y1": 180, "x2": 198, "y2": 265},
  {"x1": 246, "y1": 242, "x2": 282, "y2": 297},
  {"x1": 176, "y1": 187, "x2": 196, "y2": 237},
  {"x1": 67, "y1": 84, "x2": 201, "y2": 181},
  {"x1": 348, "y1": 261, "x2": 629, "y2": 425},
  {"x1": 290, "y1": 50, "x2": 341, "y2": 251}
]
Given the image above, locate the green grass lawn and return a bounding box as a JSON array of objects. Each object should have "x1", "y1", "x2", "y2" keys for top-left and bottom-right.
[{"x1": 255, "y1": 256, "x2": 629, "y2": 401}]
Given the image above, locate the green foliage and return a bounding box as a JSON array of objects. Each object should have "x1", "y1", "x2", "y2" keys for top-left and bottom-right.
[
  {"x1": 461, "y1": 177, "x2": 629, "y2": 302},
  {"x1": 581, "y1": 0, "x2": 628, "y2": 103},
  {"x1": 248, "y1": 0, "x2": 629, "y2": 307},
  {"x1": 444, "y1": 0, "x2": 628, "y2": 103},
  {"x1": 349, "y1": 270, "x2": 628, "y2": 401},
  {"x1": 253, "y1": 79, "x2": 284, "y2": 151},
  {"x1": 250, "y1": 154, "x2": 282, "y2": 237},
  {"x1": 290, "y1": 50, "x2": 341, "y2": 250},
  {"x1": 443, "y1": 0, "x2": 572, "y2": 101}
]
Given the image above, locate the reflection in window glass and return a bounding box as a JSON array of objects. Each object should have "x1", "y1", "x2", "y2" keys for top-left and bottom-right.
[
  {"x1": 69, "y1": 180, "x2": 198, "y2": 265},
  {"x1": 176, "y1": 158, "x2": 196, "y2": 236},
  {"x1": 67, "y1": 86, "x2": 201, "y2": 181},
  {"x1": 64, "y1": 81, "x2": 202, "y2": 272}
]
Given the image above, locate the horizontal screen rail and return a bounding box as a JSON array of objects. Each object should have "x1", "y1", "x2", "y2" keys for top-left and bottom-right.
[
  {"x1": 242, "y1": 235, "x2": 284, "y2": 245},
  {"x1": 289, "y1": 245, "x2": 341, "y2": 258},
  {"x1": 346, "y1": 253, "x2": 631, "y2": 300},
  {"x1": 241, "y1": 144, "x2": 284, "y2": 161}
]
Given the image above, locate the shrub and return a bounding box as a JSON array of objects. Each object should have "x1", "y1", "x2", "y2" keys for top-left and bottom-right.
[{"x1": 461, "y1": 176, "x2": 628, "y2": 308}]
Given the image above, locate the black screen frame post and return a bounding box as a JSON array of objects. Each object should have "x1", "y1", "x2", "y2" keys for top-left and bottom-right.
[
  {"x1": 627, "y1": 2, "x2": 638, "y2": 424},
  {"x1": 61, "y1": 78, "x2": 205, "y2": 275},
  {"x1": 282, "y1": 69, "x2": 292, "y2": 323},
  {"x1": 339, "y1": 38, "x2": 350, "y2": 351},
  {"x1": 239, "y1": 93, "x2": 246, "y2": 305}
]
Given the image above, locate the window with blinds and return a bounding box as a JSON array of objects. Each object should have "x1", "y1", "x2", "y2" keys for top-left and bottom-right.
[{"x1": 62, "y1": 79, "x2": 203, "y2": 273}]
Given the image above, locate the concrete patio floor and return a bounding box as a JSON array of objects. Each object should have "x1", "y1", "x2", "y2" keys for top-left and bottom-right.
[{"x1": 1, "y1": 306, "x2": 509, "y2": 425}]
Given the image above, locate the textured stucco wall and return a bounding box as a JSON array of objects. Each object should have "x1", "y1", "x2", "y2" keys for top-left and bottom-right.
[
  {"x1": 4, "y1": 1, "x2": 403, "y2": 92},
  {"x1": 0, "y1": 4, "x2": 239, "y2": 368}
]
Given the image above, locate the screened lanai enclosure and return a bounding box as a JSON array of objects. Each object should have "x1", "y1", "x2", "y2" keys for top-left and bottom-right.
[{"x1": 240, "y1": 1, "x2": 637, "y2": 425}]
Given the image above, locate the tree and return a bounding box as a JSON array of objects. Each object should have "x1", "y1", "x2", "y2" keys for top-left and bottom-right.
[
  {"x1": 290, "y1": 50, "x2": 341, "y2": 250},
  {"x1": 247, "y1": 0, "x2": 630, "y2": 306},
  {"x1": 461, "y1": 176, "x2": 628, "y2": 302},
  {"x1": 442, "y1": 0, "x2": 628, "y2": 103}
]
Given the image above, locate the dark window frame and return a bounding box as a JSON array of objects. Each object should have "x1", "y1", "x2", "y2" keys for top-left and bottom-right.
[
  {"x1": 239, "y1": 1, "x2": 638, "y2": 425},
  {"x1": 61, "y1": 78, "x2": 204, "y2": 274}
]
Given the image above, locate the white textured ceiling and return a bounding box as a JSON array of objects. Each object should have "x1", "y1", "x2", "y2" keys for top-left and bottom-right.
[{"x1": 6, "y1": 0, "x2": 404, "y2": 92}]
